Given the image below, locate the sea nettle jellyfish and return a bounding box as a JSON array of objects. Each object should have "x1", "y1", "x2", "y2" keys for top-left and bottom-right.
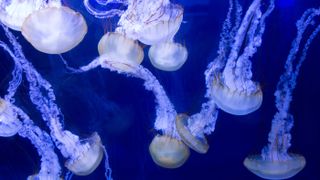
[
  {"x1": 207, "y1": 0, "x2": 274, "y2": 115},
  {"x1": 1, "y1": 24, "x2": 104, "y2": 176},
  {"x1": 116, "y1": 0, "x2": 188, "y2": 71},
  {"x1": 98, "y1": 32, "x2": 144, "y2": 72},
  {"x1": 244, "y1": 7, "x2": 320, "y2": 179}
]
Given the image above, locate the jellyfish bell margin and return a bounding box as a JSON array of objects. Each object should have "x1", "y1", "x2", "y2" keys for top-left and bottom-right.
[
  {"x1": 175, "y1": 113, "x2": 209, "y2": 154},
  {"x1": 210, "y1": 73, "x2": 263, "y2": 115},
  {"x1": 98, "y1": 32, "x2": 144, "y2": 72},
  {"x1": 149, "y1": 134, "x2": 190, "y2": 169},
  {"x1": 21, "y1": 6, "x2": 87, "y2": 54},
  {"x1": 243, "y1": 153, "x2": 306, "y2": 179}
]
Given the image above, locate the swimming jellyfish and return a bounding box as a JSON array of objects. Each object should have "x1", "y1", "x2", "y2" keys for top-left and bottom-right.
[
  {"x1": 98, "y1": 32, "x2": 144, "y2": 72},
  {"x1": 244, "y1": 7, "x2": 320, "y2": 179},
  {"x1": 21, "y1": 5, "x2": 87, "y2": 54},
  {"x1": 208, "y1": 0, "x2": 274, "y2": 115},
  {"x1": 116, "y1": 0, "x2": 188, "y2": 71},
  {"x1": 1, "y1": 24, "x2": 104, "y2": 176}
]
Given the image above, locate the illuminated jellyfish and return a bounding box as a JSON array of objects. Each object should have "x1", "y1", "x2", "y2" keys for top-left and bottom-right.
[
  {"x1": 148, "y1": 42, "x2": 188, "y2": 71},
  {"x1": 207, "y1": 0, "x2": 275, "y2": 115},
  {"x1": 83, "y1": 0, "x2": 128, "y2": 18},
  {"x1": 244, "y1": 7, "x2": 320, "y2": 179},
  {"x1": 0, "y1": 0, "x2": 61, "y2": 31},
  {"x1": 21, "y1": 5, "x2": 87, "y2": 54},
  {"x1": 98, "y1": 32, "x2": 144, "y2": 72},
  {"x1": 115, "y1": 0, "x2": 188, "y2": 71},
  {"x1": 1, "y1": 25, "x2": 105, "y2": 176}
]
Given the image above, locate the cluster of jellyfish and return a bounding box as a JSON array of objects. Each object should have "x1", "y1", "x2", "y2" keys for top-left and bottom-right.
[{"x1": 0, "y1": 0, "x2": 319, "y2": 179}]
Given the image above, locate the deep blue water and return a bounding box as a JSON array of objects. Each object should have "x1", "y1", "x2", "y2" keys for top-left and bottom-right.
[{"x1": 0, "y1": 0, "x2": 320, "y2": 179}]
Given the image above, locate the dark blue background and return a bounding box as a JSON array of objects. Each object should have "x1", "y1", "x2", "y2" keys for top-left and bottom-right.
[{"x1": 0, "y1": 0, "x2": 320, "y2": 179}]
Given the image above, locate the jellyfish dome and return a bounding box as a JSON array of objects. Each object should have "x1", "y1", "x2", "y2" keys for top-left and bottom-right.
[
  {"x1": 137, "y1": 4, "x2": 183, "y2": 45},
  {"x1": 116, "y1": 0, "x2": 183, "y2": 45},
  {"x1": 21, "y1": 6, "x2": 87, "y2": 54},
  {"x1": 244, "y1": 154, "x2": 306, "y2": 179},
  {"x1": 0, "y1": 98, "x2": 22, "y2": 137},
  {"x1": 175, "y1": 114, "x2": 209, "y2": 154},
  {"x1": 65, "y1": 132, "x2": 104, "y2": 176},
  {"x1": 210, "y1": 73, "x2": 263, "y2": 115},
  {"x1": 148, "y1": 42, "x2": 188, "y2": 71},
  {"x1": 0, "y1": 0, "x2": 61, "y2": 31},
  {"x1": 149, "y1": 135, "x2": 190, "y2": 169},
  {"x1": 98, "y1": 32, "x2": 144, "y2": 72}
]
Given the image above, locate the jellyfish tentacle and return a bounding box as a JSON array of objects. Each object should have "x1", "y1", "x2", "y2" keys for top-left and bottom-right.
[
  {"x1": 244, "y1": 7, "x2": 320, "y2": 180},
  {"x1": 1, "y1": 24, "x2": 104, "y2": 176}
]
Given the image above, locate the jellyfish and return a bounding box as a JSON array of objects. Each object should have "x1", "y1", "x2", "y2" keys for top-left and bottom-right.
[
  {"x1": 244, "y1": 7, "x2": 320, "y2": 179},
  {"x1": 148, "y1": 42, "x2": 188, "y2": 71},
  {"x1": 206, "y1": 0, "x2": 274, "y2": 115},
  {"x1": 115, "y1": 0, "x2": 183, "y2": 45},
  {"x1": 83, "y1": 0, "x2": 128, "y2": 18},
  {"x1": 114, "y1": 0, "x2": 188, "y2": 71},
  {"x1": 98, "y1": 32, "x2": 144, "y2": 72},
  {"x1": 0, "y1": 0, "x2": 61, "y2": 31},
  {"x1": 0, "y1": 24, "x2": 104, "y2": 176},
  {"x1": 21, "y1": 5, "x2": 87, "y2": 54}
]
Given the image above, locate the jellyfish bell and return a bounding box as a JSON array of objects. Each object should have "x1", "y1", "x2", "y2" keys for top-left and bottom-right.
[
  {"x1": 149, "y1": 135, "x2": 190, "y2": 168},
  {"x1": 0, "y1": 0, "x2": 61, "y2": 31},
  {"x1": 98, "y1": 32, "x2": 144, "y2": 72},
  {"x1": 65, "y1": 132, "x2": 104, "y2": 176},
  {"x1": 175, "y1": 114, "x2": 209, "y2": 154},
  {"x1": 0, "y1": 98, "x2": 22, "y2": 137},
  {"x1": 137, "y1": 4, "x2": 184, "y2": 45},
  {"x1": 244, "y1": 153, "x2": 306, "y2": 179},
  {"x1": 21, "y1": 6, "x2": 87, "y2": 54},
  {"x1": 148, "y1": 42, "x2": 188, "y2": 71},
  {"x1": 210, "y1": 73, "x2": 263, "y2": 115}
]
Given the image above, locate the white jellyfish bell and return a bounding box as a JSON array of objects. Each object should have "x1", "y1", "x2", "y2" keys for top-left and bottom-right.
[
  {"x1": 137, "y1": 4, "x2": 184, "y2": 46},
  {"x1": 98, "y1": 32, "x2": 144, "y2": 72},
  {"x1": 148, "y1": 42, "x2": 188, "y2": 71},
  {"x1": 149, "y1": 135, "x2": 190, "y2": 169},
  {"x1": 21, "y1": 5, "x2": 87, "y2": 54}
]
